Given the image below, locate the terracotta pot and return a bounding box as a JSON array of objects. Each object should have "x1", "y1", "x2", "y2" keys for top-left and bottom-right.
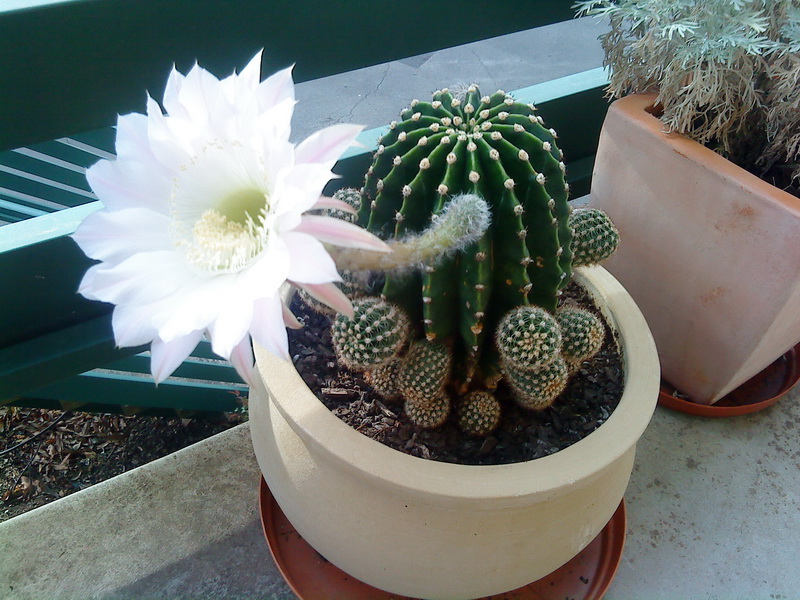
[
  {"x1": 658, "y1": 342, "x2": 800, "y2": 417},
  {"x1": 248, "y1": 266, "x2": 659, "y2": 600},
  {"x1": 590, "y1": 93, "x2": 800, "y2": 405}
]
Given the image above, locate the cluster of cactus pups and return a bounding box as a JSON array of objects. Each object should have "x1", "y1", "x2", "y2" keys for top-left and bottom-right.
[{"x1": 308, "y1": 85, "x2": 620, "y2": 437}]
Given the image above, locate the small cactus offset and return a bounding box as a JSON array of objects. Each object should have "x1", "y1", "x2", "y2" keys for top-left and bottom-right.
[
  {"x1": 495, "y1": 306, "x2": 561, "y2": 370},
  {"x1": 405, "y1": 393, "x2": 451, "y2": 429},
  {"x1": 311, "y1": 187, "x2": 363, "y2": 223},
  {"x1": 326, "y1": 85, "x2": 620, "y2": 435},
  {"x1": 457, "y1": 390, "x2": 501, "y2": 437},
  {"x1": 363, "y1": 358, "x2": 403, "y2": 401},
  {"x1": 331, "y1": 297, "x2": 410, "y2": 370},
  {"x1": 502, "y1": 356, "x2": 569, "y2": 411},
  {"x1": 397, "y1": 340, "x2": 453, "y2": 403},
  {"x1": 556, "y1": 306, "x2": 605, "y2": 370},
  {"x1": 569, "y1": 208, "x2": 620, "y2": 267}
]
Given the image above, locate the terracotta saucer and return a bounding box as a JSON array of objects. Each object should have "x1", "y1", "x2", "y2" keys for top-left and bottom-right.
[
  {"x1": 658, "y1": 343, "x2": 800, "y2": 417},
  {"x1": 258, "y1": 477, "x2": 626, "y2": 600}
]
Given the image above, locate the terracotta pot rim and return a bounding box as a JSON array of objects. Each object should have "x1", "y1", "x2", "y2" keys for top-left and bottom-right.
[
  {"x1": 613, "y1": 93, "x2": 800, "y2": 215},
  {"x1": 657, "y1": 342, "x2": 800, "y2": 417},
  {"x1": 254, "y1": 265, "x2": 660, "y2": 502}
]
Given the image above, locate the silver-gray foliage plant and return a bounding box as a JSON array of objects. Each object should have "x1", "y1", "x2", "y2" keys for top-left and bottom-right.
[{"x1": 576, "y1": 0, "x2": 800, "y2": 192}]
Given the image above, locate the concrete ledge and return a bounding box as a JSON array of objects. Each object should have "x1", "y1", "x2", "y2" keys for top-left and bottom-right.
[
  {"x1": 0, "y1": 423, "x2": 292, "y2": 600},
  {"x1": 2, "y1": 393, "x2": 800, "y2": 599}
]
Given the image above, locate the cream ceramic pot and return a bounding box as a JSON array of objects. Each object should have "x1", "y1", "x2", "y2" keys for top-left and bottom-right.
[{"x1": 249, "y1": 266, "x2": 659, "y2": 599}]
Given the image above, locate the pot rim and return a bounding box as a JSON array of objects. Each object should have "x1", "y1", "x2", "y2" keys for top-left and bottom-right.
[
  {"x1": 614, "y1": 93, "x2": 800, "y2": 215},
  {"x1": 254, "y1": 265, "x2": 660, "y2": 501}
]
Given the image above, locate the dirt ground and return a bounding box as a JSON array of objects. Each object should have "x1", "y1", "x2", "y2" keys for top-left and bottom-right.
[{"x1": 0, "y1": 406, "x2": 244, "y2": 523}]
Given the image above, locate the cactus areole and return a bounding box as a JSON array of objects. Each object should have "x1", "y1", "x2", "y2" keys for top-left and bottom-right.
[{"x1": 323, "y1": 85, "x2": 619, "y2": 433}]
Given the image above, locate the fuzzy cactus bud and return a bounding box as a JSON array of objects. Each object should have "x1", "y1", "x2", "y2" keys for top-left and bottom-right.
[
  {"x1": 364, "y1": 357, "x2": 403, "y2": 400},
  {"x1": 496, "y1": 306, "x2": 562, "y2": 370},
  {"x1": 397, "y1": 340, "x2": 453, "y2": 402},
  {"x1": 457, "y1": 390, "x2": 501, "y2": 437},
  {"x1": 330, "y1": 193, "x2": 491, "y2": 273},
  {"x1": 405, "y1": 392, "x2": 451, "y2": 429},
  {"x1": 332, "y1": 297, "x2": 410, "y2": 370},
  {"x1": 569, "y1": 207, "x2": 620, "y2": 266},
  {"x1": 503, "y1": 355, "x2": 569, "y2": 410},
  {"x1": 556, "y1": 306, "x2": 605, "y2": 368},
  {"x1": 416, "y1": 193, "x2": 492, "y2": 265}
]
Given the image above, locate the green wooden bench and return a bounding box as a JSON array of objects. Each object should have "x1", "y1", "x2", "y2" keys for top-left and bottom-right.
[{"x1": 0, "y1": 0, "x2": 609, "y2": 415}]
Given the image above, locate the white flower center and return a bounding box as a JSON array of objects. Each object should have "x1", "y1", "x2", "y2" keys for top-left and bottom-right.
[{"x1": 170, "y1": 143, "x2": 273, "y2": 274}]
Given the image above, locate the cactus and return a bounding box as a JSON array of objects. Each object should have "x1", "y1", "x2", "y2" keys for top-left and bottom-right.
[
  {"x1": 360, "y1": 85, "x2": 571, "y2": 389},
  {"x1": 397, "y1": 340, "x2": 453, "y2": 402},
  {"x1": 502, "y1": 355, "x2": 569, "y2": 411},
  {"x1": 569, "y1": 208, "x2": 620, "y2": 267},
  {"x1": 405, "y1": 392, "x2": 451, "y2": 429},
  {"x1": 363, "y1": 358, "x2": 403, "y2": 400},
  {"x1": 311, "y1": 187, "x2": 363, "y2": 223},
  {"x1": 326, "y1": 86, "x2": 620, "y2": 434},
  {"x1": 556, "y1": 306, "x2": 605, "y2": 369},
  {"x1": 495, "y1": 306, "x2": 561, "y2": 370},
  {"x1": 331, "y1": 297, "x2": 410, "y2": 370},
  {"x1": 457, "y1": 390, "x2": 501, "y2": 437}
]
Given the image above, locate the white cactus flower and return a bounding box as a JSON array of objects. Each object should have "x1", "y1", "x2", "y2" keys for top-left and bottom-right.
[{"x1": 73, "y1": 51, "x2": 389, "y2": 385}]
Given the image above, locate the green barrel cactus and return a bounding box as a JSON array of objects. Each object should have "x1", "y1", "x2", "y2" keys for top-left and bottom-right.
[
  {"x1": 360, "y1": 85, "x2": 572, "y2": 390},
  {"x1": 326, "y1": 85, "x2": 620, "y2": 434}
]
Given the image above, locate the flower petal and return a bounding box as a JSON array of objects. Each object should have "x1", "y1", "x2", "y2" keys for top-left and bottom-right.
[
  {"x1": 295, "y1": 215, "x2": 391, "y2": 252},
  {"x1": 111, "y1": 303, "x2": 159, "y2": 348},
  {"x1": 208, "y1": 296, "x2": 256, "y2": 360},
  {"x1": 72, "y1": 208, "x2": 171, "y2": 263},
  {"x1": 311, "y1": 195, "x2": 358, "y2": 215},
  {"x1": 296, "y1": 282, "x2": 354, "y2": 318},
  {"x1": 282, "y1": 303, "x2": 303, "y2": 329},
  {"x1": 282, "y1": 231, "x2": 341, "y2": 284},
  {"x1": 257, "y1": 64, "x2": 295, "y2": 112},
  {"x1": 150, "y1": 330, "x2": 203, "y2": 384},
  {"x1": 86, "y1": 251, "x2": 197, "y2": 307},
  {"x1": 250, "y1": 296, "x2": 290, "y2": 360},
  {"x1": 85, "y1": 157, "x2": 172, "y2": 214},
  {"x1": 229, "y1": 335, "x2": 256, "y2": 386},
  {"x1": 161, "y1": 65, "x2": 187, "y2": 119},
  {"x1": 295, "y1": 123, "x2": 364, "y2": 168}
]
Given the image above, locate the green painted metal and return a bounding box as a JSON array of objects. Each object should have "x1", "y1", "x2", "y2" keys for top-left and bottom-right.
[
  {"x1": 0, "y1": 2, "x2": 612, "y2": 415},
  {"x1": 0, "y1": 71, "x2": 609, "y2": 405},
  {"x1": 0, "y1": 0, "x2": 578, "y2": 152},
  {"x1": 14, "y1": 370, "x2": 245, "y2": 412}
]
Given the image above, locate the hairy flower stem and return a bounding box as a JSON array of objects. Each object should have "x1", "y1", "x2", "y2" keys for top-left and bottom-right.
[{"x1": 330, "y1": 193, "x2": 490, "y2": 272}]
